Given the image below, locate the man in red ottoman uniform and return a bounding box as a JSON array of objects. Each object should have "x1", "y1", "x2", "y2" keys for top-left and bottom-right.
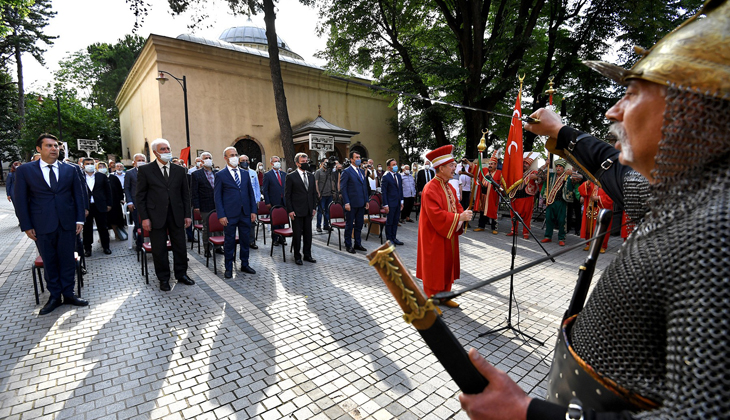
[
  {"x1": 473, "y1": 152, "x2": 501, "y2": 234},
  {"x1": 578, "y1": 180, "x2": 613, "y2": 253},
  {"x1": 416, "y1": 145, "x2": 473, "y2": 308},
  {"x1": 507, "y1": 153, "x2": 541, "y2": 239}
]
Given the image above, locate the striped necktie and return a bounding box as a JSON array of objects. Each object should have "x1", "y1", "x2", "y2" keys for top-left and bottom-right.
[{"x1": 234, "y1": 169, "x2": 240, "y2": 187}]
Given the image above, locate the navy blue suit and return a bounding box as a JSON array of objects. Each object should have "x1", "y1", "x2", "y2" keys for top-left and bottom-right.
[
  {"x1": 340, "y1": 165, "x2": 369, "y2": 248},
  {"x1": 380, "y1": 171, "x2": 403, "y2": 242},
  {"x1": 214, "y1": 167, "x2": 257, "y2": 271},
  {"x1": 14, "y1": 160, "x2": 85, "y2": 299},
  {"x1": 262, "y1": 169, "x2": 287, "y2": 240}
]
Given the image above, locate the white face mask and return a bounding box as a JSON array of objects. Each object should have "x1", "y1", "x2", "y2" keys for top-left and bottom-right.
[
  {"x1": 228, "y1": 156, "x2": 239, "y2": 167},
  {"x1": 404, "y1": 170, "x2": 410, "y2": 175},
  {"x1": 84, "y1": 165, "x2": 95, "y2": 173},
  {"x1": 116, "y1": 169, "x2": 123, "y2": 174},
  {"x1": 273, "y1": 161, "x2": 281, "y2": 169},
  {"x1": 98, "y1": 167, "x2": 108, "y2": 174},
  {"x1": 203, "y1": 158, "x2": 213, "y2": 168},
  {"x1": 425, "y1": 164, "x2": 431, "y2": 169},
  {"x1": 159, "y1": 152, "x2": 173, "y2": 163},
  {"x1": 136, "y1": 162, "x2": 146, "y2": 167},
  {"x1": 196, "y1": 161, "x2": 202, "y2": 167}
]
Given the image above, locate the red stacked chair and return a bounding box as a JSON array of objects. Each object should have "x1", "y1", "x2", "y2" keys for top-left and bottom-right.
[
  {"x1": 366, "y1": 199, "x2": 387, "y2": 244},
  {"x1": 269, "y1": 206, "x2": 293, "y2": 262},
  {"x1": 326, "y1": 202, "x2": 348, "y2": 251}
]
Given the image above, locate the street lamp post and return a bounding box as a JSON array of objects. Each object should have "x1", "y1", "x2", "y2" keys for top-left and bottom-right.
[{"x1": 156, "y1": 71, "x2": 191, "y2": 166}]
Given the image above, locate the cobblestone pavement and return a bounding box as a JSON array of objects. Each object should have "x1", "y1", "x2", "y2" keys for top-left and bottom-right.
[{"x1": 0, "y1": 187, "x2": 623, "y2": 419}]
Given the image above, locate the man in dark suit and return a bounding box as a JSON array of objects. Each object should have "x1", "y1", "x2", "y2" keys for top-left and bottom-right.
[
  {"x1": 285, "y1": 152, "x2": 318, "y2": 265},
  {"x1": 214, "y1": 147, "x2": 257, "y2": 279},
  {"x1": 192, "y1": 152, "x2": 218, "y2": 257},
  {"x1": 14, "y1": 133, "x2": 88, "y2": 315},
  {"x1": 136, "y1": 138, "x2": 194, "y2": 291},
  {"x1": 340, "y1": 151, "x2": 370, "y2": 254},
  {"x1": 416, "y1": 161, "x2": 435, "y2": 197},
  {"x1": 262, "y1": 155, "x2": 287, "y2": 244},
  {"x1": 82, "y1": 158, "x2": 113, "y2": 256},
  {"x1": 381, "y1": 158, "x2": 404, "y2": 246},
  {"x1": 124, "y1": 153, "x2": 146, "y2": 250}
]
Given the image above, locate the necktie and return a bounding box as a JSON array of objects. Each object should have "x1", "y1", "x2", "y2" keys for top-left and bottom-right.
[
  {"x1": 163, "y1": 165, "x2": 169, "y2": 182},
  {"x1": 426, "y1": 170, "x2": 431, "y2": 182},
  {"x1": 302, "y1": 172, "x2": 309, "y2": 190},
  {"x1": 48, "y1": 165, "x2": 57, "y2": 190},
  {"x1": 206, "y1": 170, "x2": 214, "y2": 188},
  {"x1": 234, "y1": 169, "x2": 240, "y2": 187},
  {"x1": 276, "y1": 170, "x2": 282, "y2": 186},
  {"x1": 394, "y1": 173, "x2": 398, "y2": 188},
  {"x1": 358, "y1": 168, "x2": 363, "y2": 182}
]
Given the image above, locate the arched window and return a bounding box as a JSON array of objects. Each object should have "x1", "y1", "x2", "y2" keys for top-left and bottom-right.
[
  {"x1": 234, "y1": 137, "x2": 263, "y2": 167},
  {"x1": 350, "y1": 145, "x2": 368, "y2": 160}
]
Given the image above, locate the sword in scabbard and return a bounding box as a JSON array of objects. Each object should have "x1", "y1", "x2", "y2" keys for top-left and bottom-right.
[{"x1": 367, "y1": 243, "x2": 489, "y2": 394}]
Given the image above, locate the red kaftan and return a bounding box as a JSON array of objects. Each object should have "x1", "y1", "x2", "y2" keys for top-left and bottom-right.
[
  {"x1": 416, "y1": 176, "x2": 464, "y2": 297},
  {"x1": 473, "y1": 168, "x2": 501, "y2": 219},
  {"x1": 579, "y1": 181, "x2": 613, "y2": 248}
]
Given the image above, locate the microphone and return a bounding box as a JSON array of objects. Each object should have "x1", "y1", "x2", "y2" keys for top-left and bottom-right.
[{"x1": 482, "y1": 173, "x2": 505, "y2": 194}]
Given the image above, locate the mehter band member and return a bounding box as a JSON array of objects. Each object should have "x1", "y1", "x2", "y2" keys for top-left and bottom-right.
[
  {"x1": 416, "y1": 145, "x2": 473, "y2": 308},
  {"x1": 459, "y1": 1, "x2": 730, "y2": 418}
]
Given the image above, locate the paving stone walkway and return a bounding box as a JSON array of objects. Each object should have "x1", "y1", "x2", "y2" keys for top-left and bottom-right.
[{"x1": 0, "y1": 186, "x2": 623, "y2": 419}]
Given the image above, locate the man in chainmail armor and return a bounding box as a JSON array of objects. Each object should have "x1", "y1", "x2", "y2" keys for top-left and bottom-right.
[{"x1": 458, "y1": 0, "x2": 730, "y2": 418}]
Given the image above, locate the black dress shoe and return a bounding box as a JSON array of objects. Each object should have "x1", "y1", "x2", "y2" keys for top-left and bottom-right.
[
  {"x1": 64, "y1": 295, "x2": 89, "y2": 306},
  {"x1": 392, "y1": 239, "x2": 404, "y2": 246},
  {"x1": 160, "y1": 281, "x2": 171, "y2": 291},
  {"x1": 177, "y1": 275, "x2": 195, "y2": 285},
  {"x1": 215, "y1": 248, "x2": 225, "y2": 254},
  {"x1": 354, "y1": 245, "x2": 367, "y2": 252},
  {"x1": 316, "y1": 227, "x2": 323, "y2": 233},
  {"x1": 249, "y1": 243, "x2": 258, "y2": 250},
  {"x1": 304, "y1": 257, "x2": 317, "y2": 263},
  {"x1": 39, "y1": 297, "x2": 63, "y2": 315},
  {"x1": 295, "y1": 259, "x2": 303, "y2": 265},
  {"x1": 347, "y1": 247, "x2": 355, "y2": 254},
  {"x1": 84, "y1": 250, "x2": 92, "y2": 257},
  {"x1": 224, "y1": 270, "x2": 233, "y2": 279},
  {"x1": 204, "y1": 250, "x2": 212, "y2": 258},
  {"x1": 103, "y1": 248, "x2": 112, "y2": 255},
  {"x1": 240, "y1": 265, "x2": 256, "y2": 274}
]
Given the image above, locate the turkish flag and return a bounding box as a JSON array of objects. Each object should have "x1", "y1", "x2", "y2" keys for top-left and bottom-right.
[
  {"x1": 179, "y1": 147, "x2": 191, "y2": 165},
  {"x1": 501, "y1": 93, "x2": 523, "y2": 193}
]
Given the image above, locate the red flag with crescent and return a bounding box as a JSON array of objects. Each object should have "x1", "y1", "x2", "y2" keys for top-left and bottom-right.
[{"x1": 501, "y1": 91, "x2": 523, "y2": 194}]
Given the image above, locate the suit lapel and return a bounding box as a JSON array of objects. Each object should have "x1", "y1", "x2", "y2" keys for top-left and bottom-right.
[{"x1": 34, "y1": 160, "x2": 53, "y2": 192}]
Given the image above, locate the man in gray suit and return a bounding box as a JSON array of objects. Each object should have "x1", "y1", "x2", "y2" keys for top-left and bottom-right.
[{"x1": 124, "y1": 153, "x2": 146, "y2": 250}]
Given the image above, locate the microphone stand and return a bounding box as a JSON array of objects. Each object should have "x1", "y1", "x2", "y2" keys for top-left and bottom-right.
[{"x1": 477, "y1": 172, "x2": 549, "y2": 346}]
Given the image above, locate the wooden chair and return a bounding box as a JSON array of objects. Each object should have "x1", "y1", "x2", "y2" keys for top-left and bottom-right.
[
  {"x1": 206, "y1": 211, "x2": 239, "y2": 275},
  {"x1": 269, "y1": 206, "x2": 293, "y2": 262},
  {"x1": 32, "y1": 253, "x2": 83, "y2": 304},
  {"x1": 366, "y1": 199, "x2": 387, "y2": 244},
  {"x1": 255, "y1": 201, "x2": 271, "y2": 245},
  {"x1": 326, "y1": 202, "x2": 347, "y2": 251}
]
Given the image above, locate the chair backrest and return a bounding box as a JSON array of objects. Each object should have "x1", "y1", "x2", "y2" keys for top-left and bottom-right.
[
  {"x1": 137, "y1": 213, "x2": 150, "y2": 238},
  {"x1": 368, "y1": 199, "x2": 381, "y2": 216},
  {"x1": 370, "y1": 193, "x2": 382, "y2": 206},
  {"x1": 257, "y1": 201, "x2": 270, "y2": 216},
  {"x1": 270, "y1": 206, "x2": 290, "y2": 226},
  {"x1": 329, "y1": 202, "x2": 344, "y2": 220},
  {"x1": 207, "y1": 211, "x2": 224, "y2": 234},
  {"x1": 193, "y1": 208, "x2": 202, "y2": 221}
]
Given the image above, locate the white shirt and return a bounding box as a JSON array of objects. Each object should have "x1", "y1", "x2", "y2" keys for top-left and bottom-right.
[
  {"x1": 86, "y1": 173, "x2": 96, "y2": 203},
  {"x1": 40, "y1": 160, "x2": 59, "y2": 188},
  {"x1": 114, "y1": 171, "x2": 125, "y2": 186},
  {"x1": 459, "y1": 173, "x2": 472, "y2": 192},
  {"x1": 227, "y1": 165, "x2": 241, "y2": 184},
  {"x1": 297, "y1": 168, "x2": 309, "y2": 188},
  {"x1": 156, "y1": 159, "x2": 170, "y2": 177}
]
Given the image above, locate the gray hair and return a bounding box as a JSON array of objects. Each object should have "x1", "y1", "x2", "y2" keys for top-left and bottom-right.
[
  {"x1": 200, "y1": 152, "x2": 212, "y2": 159},
  {"x1": 223, "y1": 146, "x2": 237, "y2": 158},
  {"x1": 240, "y1": 154, "x2": 249, "y2": 160},
  {"x1": 270, "y1": 155, "x2": 280, "y2": 162},
  {"x1": 132, "y1": 153, "x2": 146, "y2": 161},
  {"x1": 149, "y1": 138, "x2": 170, "y2": 153}
]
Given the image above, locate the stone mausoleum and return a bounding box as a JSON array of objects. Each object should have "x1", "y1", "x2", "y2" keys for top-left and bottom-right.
[{"x1": 116, "y1": 23, "x2": 397, "y2": 169}]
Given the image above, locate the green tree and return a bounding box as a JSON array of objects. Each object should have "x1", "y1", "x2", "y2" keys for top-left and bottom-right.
[
  {"x1": 0, "y1": 68, "x2": 20, "y2": 181},
  {"x1": 20, "y1": 89, "x2": 117, "y2": 161},
  {"x1": 0, "y1": 0, "x2": 33, "y2": 37},
  {"x1": 0, "y1": 0, "x2": 56, "y2": 126}
]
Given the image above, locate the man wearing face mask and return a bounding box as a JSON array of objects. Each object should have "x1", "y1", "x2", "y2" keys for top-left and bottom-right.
[
  {"x1": 262, "y1": 156, "x2": 287, "y2": 245},
  {"x1": 136, "y1": 139, "x2": 194, "y2": 291},
  {"x1": 188, "y1": 157, "x2": 203, "y2": 174},
  {"x1": 124, "y1": 153, "x2": 146, "y2": 250},
  {"x1": 239, "y1": 154, "x2": 261, "y2": 250},
  {"x1": 285, "y1": 153, "x2": 318, "y2": 265},
  {"x1": 214, "y1": 147, "x2": 257, "y2": 278},
  {"x1": 191, "y1": 152, "x2": 219, "y2": 257},
  {"x1": 400, "y1": 165, "x2": 416, "y2": 223},
  {"x1": 82, "y1": 159, "x2": 113, "y2": 256},
  {"x1": 340, "y1": 151, "x2": 370, "y2": 253},
  {"x1": 380, "y1": 158, "x2": 404, "y2": 245},
  {"x1": 107, "y1": 162, "x2": 128, "y2": 241},
  {"x1": 416, "y1": 160, "x2": 435, "y2": 197}
]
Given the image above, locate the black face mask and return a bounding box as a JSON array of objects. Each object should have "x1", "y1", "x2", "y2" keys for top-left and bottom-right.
[
  {"x1": 239, "y1": 162, "x2": 249, "y2": 170},
  {"x1": 300, "y1": 162, "x2": 310, "y2": 172}
]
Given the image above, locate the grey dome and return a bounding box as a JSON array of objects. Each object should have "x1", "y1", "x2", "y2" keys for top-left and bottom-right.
[{"x1": 219, "y1": 25, "x2": 292, "y2": 52}]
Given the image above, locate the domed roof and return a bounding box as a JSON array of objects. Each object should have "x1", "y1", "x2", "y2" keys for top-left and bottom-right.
[{"x1": 219, "y1": 24, "x2": 293, "y2": 52}]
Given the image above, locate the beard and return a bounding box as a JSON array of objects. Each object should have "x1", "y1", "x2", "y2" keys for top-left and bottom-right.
[{"x1": 609, "y1": 122, "x2": 633, "y2": 162}]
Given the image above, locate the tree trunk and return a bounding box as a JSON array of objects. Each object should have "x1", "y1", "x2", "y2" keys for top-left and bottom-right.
[
  {"x1": 262, "y1": 0, "x2": 295, "y2": 168},
  {"x1": 14, "y1": 32, "x2": 25, "y2": 128}
]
